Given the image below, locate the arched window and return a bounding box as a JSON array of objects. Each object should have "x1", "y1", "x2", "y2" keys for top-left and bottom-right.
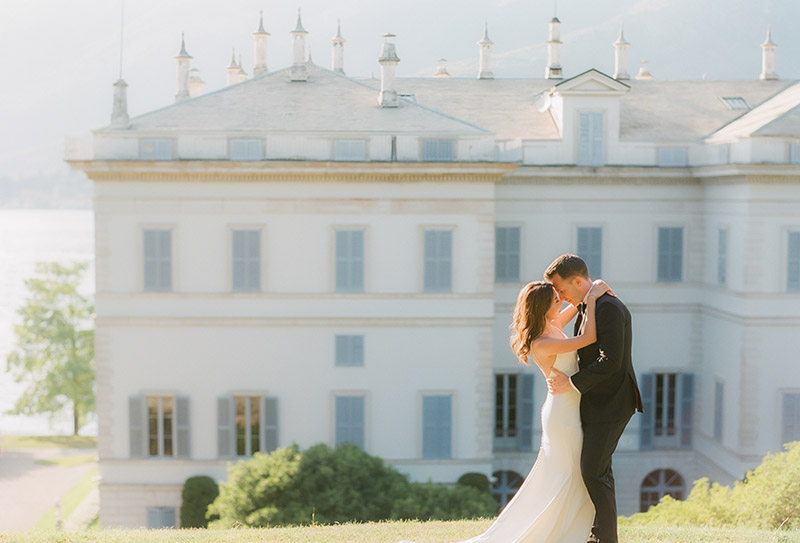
[
  {"x1": 492, "y1": 470, "x2": 523, "y2": 509},
  {"x1": 640, "y1": 469, "x2": 685, "y2": 512}
]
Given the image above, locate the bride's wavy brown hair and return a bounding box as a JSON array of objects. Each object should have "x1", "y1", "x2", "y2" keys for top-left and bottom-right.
[{"x1": 509, "y1": 281, "x2": 556, "y2": 365}]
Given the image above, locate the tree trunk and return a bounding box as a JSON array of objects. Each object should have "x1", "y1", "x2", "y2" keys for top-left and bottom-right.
[{"x1": 73, "y1": 404, "x2": 80, "y2": 436}]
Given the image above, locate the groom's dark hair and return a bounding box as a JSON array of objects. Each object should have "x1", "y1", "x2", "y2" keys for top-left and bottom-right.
[{"x1": 544, "y1": 254, "x2": 590, "y2": 281}]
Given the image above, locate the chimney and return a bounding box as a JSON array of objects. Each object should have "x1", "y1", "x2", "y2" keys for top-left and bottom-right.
[
  {"x1": 189, "y1": 68, "x2": 204, "y2": 97},
  {"x1": 237, "y1": 54, "x2": 247, "y2": 83},
  {"x1": 174, "y1": 33, "x2": 192, "y2": 102},
  {"x1": 331, "y1": 20, "x2": 345, "y2": 74},
  {"x1": 253, "y1": 11, "x2": 270, "y2": 76},
  {"x1": 477, "y1": 23, "x2": 494, "y2": 80},
  {"x1": 110, "y1": 79, "x2": 129, "y2": 128},
  {"x1": 433, "y1": 58, "x2": 451, "y2": 78},
  {"x1": 613, "y1": 24, "x2": 630, "y2": 80},
  {"x1": 226, "y1": 48, "x2": 240, "y2": 86},
  {"x1": 290, "y1": 8, "x2": 309, "y2": 81},
  {"x1": 545, "y1": 17, "x2": 563, "y2": 79},
  {"x1": 378, "y1": 33, "x2": 400, "y2": 107},
  {"x1": 635, "y1": 60, "x2": 653, "y2": 80},
  {"x1": 760, "y1": 25, "x2": 778, "y2": 80}
]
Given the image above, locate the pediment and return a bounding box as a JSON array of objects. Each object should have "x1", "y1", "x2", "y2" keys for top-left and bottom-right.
[{"x1": 553, "y1": 69, "x2": 630, "y2": 96}]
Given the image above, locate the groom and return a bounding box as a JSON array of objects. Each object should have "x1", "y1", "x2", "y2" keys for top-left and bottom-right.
[{"x1": 544, "y1": 254, "x2": 643, "y2": 543}]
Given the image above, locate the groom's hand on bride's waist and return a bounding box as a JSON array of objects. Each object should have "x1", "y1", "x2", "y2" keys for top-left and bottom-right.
[{"x1": 547, "y1": 368, "x2": 573, "y2": 395}]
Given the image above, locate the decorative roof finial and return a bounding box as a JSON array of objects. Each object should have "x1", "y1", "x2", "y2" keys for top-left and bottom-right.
[
  {"x1": 293, "y1": 8, "x2": 307, "y2": 34},
  {"x1": 256, "y1": 10, "x2": 269, "y2": 35},
  {"x1": 479, "y1": 22, "x2": 493, "y2": 45},
  {"x1": 176, "y1": 32, "x2": 192, "y2": 59}
]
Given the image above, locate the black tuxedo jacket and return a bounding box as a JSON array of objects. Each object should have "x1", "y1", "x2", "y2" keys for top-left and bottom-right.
[{"x1": 572, "y1": 293, "x2": 643, "y2": 423}]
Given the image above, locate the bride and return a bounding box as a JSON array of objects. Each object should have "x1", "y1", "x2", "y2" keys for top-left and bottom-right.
[{"x1": 412, "y1": 278, "x2": 610, "y2": 543}]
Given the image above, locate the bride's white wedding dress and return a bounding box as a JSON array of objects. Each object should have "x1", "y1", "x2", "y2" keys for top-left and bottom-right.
[{"x1": 426, "y1": 351, "x2": 594, "y2": 543}]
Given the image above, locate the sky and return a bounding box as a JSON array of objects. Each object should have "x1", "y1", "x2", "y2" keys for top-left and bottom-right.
[{"x1": 0, "y1": 0, "x2": 797, "y2": 179}]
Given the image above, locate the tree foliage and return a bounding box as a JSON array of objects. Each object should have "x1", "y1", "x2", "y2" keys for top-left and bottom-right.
[
  {"x1": 622, "y1": 441, "x2": 800, "y2": 530},
  {"x1": 181, "y1": 476, "x2": 220, "y2": 528},
  {"x1": 208, "y1": 442, "x2": 497, "y2": 528},
  {"x1": 5, "y1": 261, "x2": 94, "y2": 435}
]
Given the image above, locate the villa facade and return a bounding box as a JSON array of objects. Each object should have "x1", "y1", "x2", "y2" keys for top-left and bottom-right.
[{"x1": 67, "y1": 14, "x2": 800, "y2": 528}]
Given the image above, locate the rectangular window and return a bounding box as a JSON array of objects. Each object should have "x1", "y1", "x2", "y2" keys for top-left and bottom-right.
[
  {"x1": 494, "y1": 374, "x2": 517, "y2": 448},
  {"x1": 782, "y1": 392, "x2": 800, "y2": 446},
  {"x1": 718, "y1": 228, "x2": 728, "y2": 286},
  {"x1": 495, "y1": 227, "x2": 521, "y2": 283},
  {"x1": 790, "y1": 143, "x2": 800, "y2": 165},
  {"x1": 143, "y1": 229, "x2": 172, "y2": 292},
  {"x1": 788, "y1": 231, "x2": 800, "y2": 292},
  {"x1": 577, "y1": 226, "x2": 602, "y2": 278},
  {"x1": 140, "y1": 138, "x2": 173, "y2": 160},
  {"x1": 147, "y1": 397, "x2": 174, "y2": 457},
  {"x1": 421, "y1": 139, "x2": 455, "y2": 162},
  {"x1": 713, "y1": 381, "x2": 724, "y2": 442},
  {"x1": 335, "y1": 395, "x2": 365, "y2": 449},
  {"x1": 424, "y1": 230, "x2": 452, "y2": 292},
  {"x1": 658, "y1": 147, "x2": 688, "y2": 167},
  {"x1": 657, "y1": 227, "x2": 683, "y2": 282},
  {"x1": 422, "y1": 395, "x2": 452, "y2": 459},
  {"x1": 147, "y1": 507, "x2": 177, "y2": 529},
  {"x1": 335, "y1": 335, "x2": 364, "y2": 367},
  {"x1": 335, "y1": 230, "x2": 364, "y2": 292},
  {"x1": 334, "y1": 140, "x2": 367, "y2": 161},
  {"x1": 235, "y1": 396, "x2": 261, "y2": 456},
  {"x1": 640, "y1": 372, "x2": 694, "y2": 450},
  {"x1": 577, "y1": 112, "x2": 604, "y2": 167},
  {"x1": 232, "y1": 230, "x2": 261, "y2": 292},
  {"x1": 230, "y1": 139, "x2": 263, "y2": 161}
]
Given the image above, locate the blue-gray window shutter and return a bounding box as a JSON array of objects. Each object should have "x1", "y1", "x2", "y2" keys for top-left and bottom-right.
[
  {"x1": 144, "y1": 229, "x2": 172, "y2": 291},
  {"x1": 217, "y1": 396, "x2": 234, "y2": 457},
  {"x1": 788, "y1": 232, "x2": 800, "y2": 291},
  {"x1": 424, "y1": 230, "x2": 452, "y2": 292},
  {"x1": 495, "y1": 227, "x2": 521, "y2": 282},
  {"x1": 233, "y1": 230, "x2": 261, "y2": 292},
  {"x1": 658, "y1": 227, "x2": 683, "y2": 282},
  {"x1": 422, "y1": 395, "x2": 452, "y2": 459},
  {"x1": 335, "y1": 230, "x2": 364, "y2": 292},
  {"x1": 335, "y1": 396, "x2": 365, "y2": 449},
  {"x1": 782, "y1": 393, "x2": 800, "y2": 445},
  {"x1": 680, "y1": 373, "x2": 694, "y2": 449},
  {"x1": 261, "y1": 396, "x2": 279, "y2": 453},
  {"x1": 175, "y1": 396, "x2": 190, "y2": 458},
  {"x1": 717, "y1": 229, "x2": 728, "y2": 286},
  {"x1": 639, "y1": 373, "x2": 655, "y2": 450},
  {"x1": 129, "y1": 395, "x2": 146, "y2": 458},
  {"x1": 578, "y1": 112, "x2": 603, "y2": 166},
  {"x1": 519, "y1": 374, "x2": 534, "y2": 451},
  {"x1": 713, "y1": 381, "x2": 724, "y2": 442},
  {"x1": 577, "y1": 226, "x2": 602, "y2": 278},
  {"x1": 335, "y1": 335, "x2": 364, "y2": 367}
]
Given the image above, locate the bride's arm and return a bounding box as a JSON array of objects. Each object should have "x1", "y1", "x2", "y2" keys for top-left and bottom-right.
[
  {"x1": 531, "y1": 281, "x2": 610, "y2": 358},
  {"x1": 551, "y1": 303, "x2": 578, "y2": 330}
]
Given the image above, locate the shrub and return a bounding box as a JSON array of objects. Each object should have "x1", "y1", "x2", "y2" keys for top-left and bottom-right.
[
  {"x1": 622, "y1": 441, "x2": 800, "y2": 530},
  {"x1": 391, "y1": 481, "x2": 498, "y2": 521},
  {"x1": 180, "y1": 475, "x2": 219, "y2": 528},
  {"x1": 457, "y1": 472, "x2": 491, "y2": 495},
  {"x1": 207, "y1": 444, "x2": 302, "y2": 528},
  {"x1": 208, "y1": 442, "x2": 498, "y2": 528}
]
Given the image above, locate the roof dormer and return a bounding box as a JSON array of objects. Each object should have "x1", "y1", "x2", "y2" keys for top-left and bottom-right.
[{"x1": 536, "y1": 69, "x2": 630, "y2": 166}]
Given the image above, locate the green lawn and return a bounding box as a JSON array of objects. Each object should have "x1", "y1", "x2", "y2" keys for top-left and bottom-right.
[
  {"x1": 34, "y1": 466, "x2": 99, "y2": 530},
  {"x1": 2, "y1": 435, "x2": 97, "y2": 449},
  {"x1": 3, "y1": 523, "x2": 799, "y2": 543}
]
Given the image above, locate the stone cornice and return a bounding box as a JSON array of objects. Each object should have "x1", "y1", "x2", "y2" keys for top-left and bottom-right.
[{"x1": 68, "y1": 160, "x2": 517, "y2": 183}]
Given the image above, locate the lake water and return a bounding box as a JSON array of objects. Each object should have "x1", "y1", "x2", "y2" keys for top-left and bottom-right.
[{"x1": 0, "y1": 209, "x2": 96, "y2": 435}]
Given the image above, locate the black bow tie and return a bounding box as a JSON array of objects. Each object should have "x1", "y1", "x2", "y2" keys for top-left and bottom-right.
[{"x1": 577, "y1": 303, "x2": 587, "y2": 314}]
